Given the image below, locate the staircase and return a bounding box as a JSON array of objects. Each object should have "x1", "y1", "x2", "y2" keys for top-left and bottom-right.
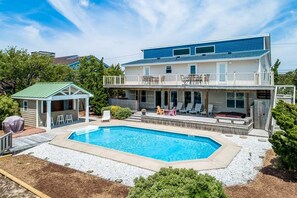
[{"x1": 125, "y1": 111, "x2": 142, "y2": 122}]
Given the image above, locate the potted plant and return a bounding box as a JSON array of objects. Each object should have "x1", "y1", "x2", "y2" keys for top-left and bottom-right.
[{"x1": 141, "y1": 109, "x2": 146, "y2": 115}]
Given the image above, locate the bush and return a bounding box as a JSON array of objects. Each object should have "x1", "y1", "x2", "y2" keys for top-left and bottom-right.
[
  {"x1": 110, "y1": 105, "x2": 121, "y2": 117},
  {"x1": 269, "y1": 100, "x2": 297, "y2": 170},
  {"x1": 128, "y1": 167, "x2": 227, "y2": 198},
  {"x1": 115, "y1": 108, "x2": 132, "y2": 120},
  {"x1": 101, "y1": 106, "x2": 111, "y2": 115},
  {"x1": 0, "y1": 96, "x2": 19, "y2": 129}
]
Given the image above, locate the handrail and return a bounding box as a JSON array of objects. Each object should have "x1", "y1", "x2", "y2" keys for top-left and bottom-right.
[{"x1": 0, "y1": 132, "x2": 12, "y2": 155}]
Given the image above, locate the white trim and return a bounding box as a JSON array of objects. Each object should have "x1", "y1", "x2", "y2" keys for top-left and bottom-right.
[
  {"x1": 195, "y1": 45, "x2": 215, "y2": 55},
  {"x1": 188, "y1": 64, "x2": 197, "y2": 74},
  {"x1": 23, "y1": 100, "x2": 28, "y2": 112},
  {"x1": 172, "y1": 47, "x2": 191, "y2": 57},
  {"x1": 36, "y1": 100, "x2": 39, "y2": 127},
  {"x1": 142, "y1": 34, "x2": 270, "y2": 51},
  {"x1": 123, "y1": 55, "x2": 268, "y2": 67},
  {"x1": 226, "y1": 92, "x2": 245, "y2": 109},
  {"x1": 51, "y1": 94, "x2": 90, "y2": 101}
]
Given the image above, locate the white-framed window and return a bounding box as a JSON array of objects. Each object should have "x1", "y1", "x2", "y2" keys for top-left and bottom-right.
[
  {"x1": 144, "y1": 66, "x2": 150, "y2": 76},
  {"x1": 165, "y1": 65, "x2": 172, "y2": 74},
  {"x1": 227, "y1": 92, "x2": 244, "y2": 108},
  {"x1": 23, "y1": 100, "x2": 28, "y2": 112},
  {"x1": 173, "y1": 48, "x2": 190, "y2": 56},
  {"x1": 189, "y1": 64, "x2": 197, "y2": 74},
  {"x1": 195, "y1": 45, "x2": 215, "y2": 54}
]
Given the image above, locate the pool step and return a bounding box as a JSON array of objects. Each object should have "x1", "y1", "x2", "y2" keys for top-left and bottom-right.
[{"x1": 125, "y1": 112, "x2": 142, "y2": 122}]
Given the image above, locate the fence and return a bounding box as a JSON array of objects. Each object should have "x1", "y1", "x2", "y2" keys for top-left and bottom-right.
[{"x1": 0, "y1": 132, "x2": 12, "y2": 155}]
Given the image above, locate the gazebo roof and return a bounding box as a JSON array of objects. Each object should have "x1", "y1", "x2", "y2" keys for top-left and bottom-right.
[{"x1": 12, "y1": 82, "x2": 93, "y2": 100}]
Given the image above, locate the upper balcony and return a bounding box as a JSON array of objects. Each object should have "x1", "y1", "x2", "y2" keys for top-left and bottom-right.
[{"x1": 103, "y1": 72, "x2": 274, "y2": 89}]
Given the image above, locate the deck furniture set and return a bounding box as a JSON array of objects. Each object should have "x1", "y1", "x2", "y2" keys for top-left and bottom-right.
[
  {"x1": 51, "y1": 114, "x2": 74, "y2": 126},
  {"x1": 156, "y1": 102, "x2": 213, "y2": 116},
  {"x1": 142, "y1": 75, "x2": 165, "y2": 85},
  {"x1": 181, "y1": 74, "x2": 210, "y2": 85}
]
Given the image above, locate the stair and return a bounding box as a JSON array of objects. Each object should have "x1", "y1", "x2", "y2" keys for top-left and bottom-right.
[{"x1": 125, "y1": 112, "x2": 142, "y2": 122}]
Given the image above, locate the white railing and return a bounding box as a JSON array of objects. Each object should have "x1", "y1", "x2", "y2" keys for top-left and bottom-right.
[
  {"x1": 103, "y1": 72, "x2": 273, "y2": 86},
  {"x1": 0, "y1": 132, "x2": 12, "y2": 155}
]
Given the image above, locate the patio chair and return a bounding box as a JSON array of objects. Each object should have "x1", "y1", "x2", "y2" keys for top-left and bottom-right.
[
  {"x1": 102, "y1": 110, "x2": 111, "y2": 122},
  {"x1": 176, "y1": 102, "x2": 183, "y2": 112},
  {"x1": 65, "y1": 114, "x2": 73, "y2": 123},
  {"x1": 180, "y1": 103, "x2": 193, "y2": 114},
  {"x1": 201, "y1": 104, "x2": 214, "y2": 116},
  {"x1": 161, "y1": 76, "x2": 165, "y2": 84},
  {"x1": 56, "y1": 114, "x2": 65, "y2": 125},
  {"x1": 169, "y1": 102, "x2": 174, "y2": 109},
  {"x1": 189, "y1": 103, "x2": 202, "y2": 114},
  {"x1": 156, "y1": 106, "x2": 164, "y2": 115}
]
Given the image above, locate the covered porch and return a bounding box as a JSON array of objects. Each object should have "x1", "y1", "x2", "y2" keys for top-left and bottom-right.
[{"x1": 12, "y1": 82, "x2": 93, "y2": 131}]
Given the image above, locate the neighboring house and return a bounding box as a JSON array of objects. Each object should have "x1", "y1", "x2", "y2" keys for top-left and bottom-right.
[
  {"x1": 103, "y1": 34, "x2": 275, "y2": 130},
  {"x1": 11, "y1": 82, "x2": 93, "y2": 131},
  {"x1": 54, "y1": 55, "x2": 109, "y2": 69}
]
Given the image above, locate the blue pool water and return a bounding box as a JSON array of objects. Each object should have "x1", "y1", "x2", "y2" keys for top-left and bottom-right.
[{"x1": 69, "y1": 126, "x2": 221, "y2": 162}]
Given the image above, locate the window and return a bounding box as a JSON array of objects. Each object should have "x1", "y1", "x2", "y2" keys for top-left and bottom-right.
[
  {"x1": 195, "y1": 46, "x2": 215, "y2": 54},
  {"x1": 227, "y1": 92, "x2": 244, "y2": 108},
  {"x1": 165, "y1": 65, "x2": 172, "y2": 74},
  {"x1": 190, "y1": 65, "x2": 196, "y2": 74},
  {"x1": 173, "y1": 48, "x2": 190, "y2": 56},
  {"x1": 144, "y1": 66, "x2": 150, "y2": 76},
  {"x1": 141, "y1": 91, "x2": 146, "y2": 102},
  {"x1": 23, "y1": 100, "x2": 28, "y2": 112}
]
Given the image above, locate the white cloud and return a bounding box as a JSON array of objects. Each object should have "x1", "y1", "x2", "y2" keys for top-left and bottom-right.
[
  {"x1": 79, "y1": 0, "x2": 89, "y2": 8},
  {"x1": 0, "y1": 0, "x2": 296, "y2": 69}
]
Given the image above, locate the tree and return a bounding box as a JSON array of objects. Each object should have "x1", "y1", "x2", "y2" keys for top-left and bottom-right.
[
  {"x1": 105, "y1": 64, "x2": 125, "y2": 98},
  {"x1": 271, "y1": 59, "x2": 281, "y2": 85},
  {"x1": 269, "y1": 100, "x2": 297, "y2": 170},
  {"x1": 78, "y1": 56, "x2": 108, "y2": 115},
  {"x1": 0, "y1": 95, "x2": 19, "y2": 129}
]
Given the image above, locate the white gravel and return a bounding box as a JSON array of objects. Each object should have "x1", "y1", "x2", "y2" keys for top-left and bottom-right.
[{"x1": 20, "y1": 134, "x2": 271, "y2": 187}]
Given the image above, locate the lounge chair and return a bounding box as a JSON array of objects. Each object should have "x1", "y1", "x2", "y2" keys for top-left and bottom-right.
[
  {"x1": 176, "y1": 102, "x2": 183, "y2": 112},
  {"x1": 201, "y1": 104, "x2": 214, "y2": 116},
  {"x1": 102, "y1": 110, "x2": 111, "y2": 122},
  {"x1": 189, "y1": 103, "x2": 202, "y2": 114},
  {"x1": 180, "y1": 103, "x2": 193, "y2": 114},
  {"x1": 156, "y1": 106, "x2": 164, "y2": 115},
  {"x1": 170, "y1": 102, "x2": 174, "y2": 109}
]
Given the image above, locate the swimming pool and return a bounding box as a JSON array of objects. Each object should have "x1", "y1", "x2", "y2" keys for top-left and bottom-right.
[{"x1": 68, "y1": 126, "x2": 221, "y2": 162}]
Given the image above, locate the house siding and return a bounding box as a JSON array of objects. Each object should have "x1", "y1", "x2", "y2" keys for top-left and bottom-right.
[
  {"x1": 19, "y1": 99, "x2": 37, "y2": 127},
  {"x1": 144, "y1": 37, "x2": 264, "y2": 59}
]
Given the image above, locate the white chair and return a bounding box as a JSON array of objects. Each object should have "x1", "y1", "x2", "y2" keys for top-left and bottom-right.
[
  {"x1": 102, "y1": 110, "x2": 111, "y2": 122},
  {"x1": 176, "y1": 102, "x2": 183, "y2": 112},
  {"x1": 65, "y1": 114, "x2": 73, "y2": 123},
  {"x1": 201, "y1": 104, "x2": 214, "y2": 116},
  {"x1": 189, "y1": 103, "x2": 202, "y2": 114},
  {"x1": 180, "y1": 103, "x2": 193, "y2": 114},
  {"x1": 51, "y1": 117, "x2": 54, "y2": 126},
  {"x1": 56, "y1": 114, "x2": 65, "y2": 125}
]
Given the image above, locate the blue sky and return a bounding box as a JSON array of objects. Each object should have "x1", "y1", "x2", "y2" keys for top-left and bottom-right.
[{"x1": 0, "y1": 0, "x2": 297, "y2": 71}]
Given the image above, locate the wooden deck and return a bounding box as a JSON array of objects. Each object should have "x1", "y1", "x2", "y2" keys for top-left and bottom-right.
[{"x1": 142, "y1": 113, "x2": 254, "y2": 135}]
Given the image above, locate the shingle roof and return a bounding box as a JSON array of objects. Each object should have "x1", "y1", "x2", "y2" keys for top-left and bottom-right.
[
  {"x1": 11, "y1": 82, "x2": 92, "y2": 99},
  {"x1": 54, "y1": 55, "x2": 109, "y2": 68},
  {"x1": 122, "y1": 50, "x2": 268, "y2": 66}
]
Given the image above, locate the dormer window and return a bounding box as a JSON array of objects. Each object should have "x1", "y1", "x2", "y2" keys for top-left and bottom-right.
[
  {"x1": 195, "y1": 46, "x2": 215, "y2": 54},
  {"x1": 173, "y1": 48, "x2": 190, "y2": 56}
]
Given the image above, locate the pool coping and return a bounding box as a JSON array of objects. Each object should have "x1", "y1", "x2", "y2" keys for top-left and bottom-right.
[{"x1": 50, "y1": 121, "x2": 241, "y2": 172}]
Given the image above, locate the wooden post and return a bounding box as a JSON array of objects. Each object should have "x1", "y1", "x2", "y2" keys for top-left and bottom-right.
[
  {"x1": 205, "y1": 91, "x2": 209, "y2": 116},
  {"x1": 85, "y1": 97, "x2": 89, "y2": 123},
  {"x1": 168, "y1": 90, "x2": 171, "y2": 109},
  {"x1": 137, "y1": 90, "x2": 140, "y2": 111},
  {"x1": 246, "y1": 92, "x2": 249, "y2": 116}
]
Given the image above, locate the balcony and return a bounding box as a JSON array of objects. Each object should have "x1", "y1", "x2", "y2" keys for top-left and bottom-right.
[{"x1": 103, "y1": 72, "x2": 274, "y2": 88}]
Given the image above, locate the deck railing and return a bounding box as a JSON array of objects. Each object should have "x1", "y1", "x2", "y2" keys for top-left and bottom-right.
[
  {"x1": 0, "y1": 132, "x2": 12, "y2": 155},
  {"x1": 104, "y1": 72, "x2": 273, "y2": 87}
]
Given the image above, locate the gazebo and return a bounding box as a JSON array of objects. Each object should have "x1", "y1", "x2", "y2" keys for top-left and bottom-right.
[{"x1": 12, "y1": 82, "x2": 93, "y2": 130}]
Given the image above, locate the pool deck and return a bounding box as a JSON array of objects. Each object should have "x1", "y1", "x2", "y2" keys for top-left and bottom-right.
[{"x1": 50, "y1": 119, "x2": 241, "y2": 171}]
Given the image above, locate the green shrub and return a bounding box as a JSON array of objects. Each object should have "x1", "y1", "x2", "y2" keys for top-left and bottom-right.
[
  {"x1": 0, "y1": 96, "x2": 19, "y2": 129},
  {"x1": 128, "y1": 167, "x2": 227, "y2": 198},
  {"x1": 269, "y1": 100, "x2": 297, "y2": 170},
  {"x1": 115, "y1": 108, "x2": 132, "y2": 120},
  {"x1": 110, "y1": 105, "x2": 121, "y2": 117}
]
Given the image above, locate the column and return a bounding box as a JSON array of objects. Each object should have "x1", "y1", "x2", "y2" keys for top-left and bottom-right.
[
  {"x1": 46, "y1": 100, "x2": 51, "y2": 131},
  {"x1": 36, "y1": 100, "x2": 39, "y2": 128},
  {"x1": 205, "y1": 91, "x2": 209, "y2": 116},
  {"x1": 85, "y1": 97, "x2": 89, "y2": 123},
  {"x1": 246, "y1": 92, "x2": 249, "y2": 116},
  {"x1": 168, "y1": 90, "x2": 171, "y2": 109}
]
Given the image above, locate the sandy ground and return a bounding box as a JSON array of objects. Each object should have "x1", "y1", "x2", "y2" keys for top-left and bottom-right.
[
  {"x1": 0, "y1": 174, "x2": 37, "y2": 198},
  {"x1": 225, "y1": 150, "x2": 297, "y2": 198},
  {"x1": 0, "y1": 155, "x2": 129, "y2": 198}
]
